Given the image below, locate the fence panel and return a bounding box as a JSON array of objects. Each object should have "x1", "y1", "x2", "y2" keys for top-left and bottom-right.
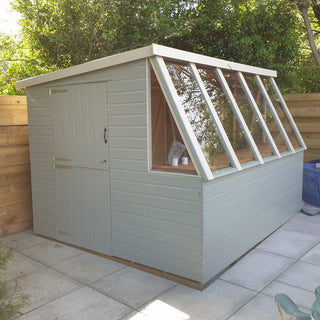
[
  {"x1": 0, "y1": 96, "x2": 33, "y2": 235},
  {"x1": 284, "y1": 93, "x2": 320, "y2": 162}
]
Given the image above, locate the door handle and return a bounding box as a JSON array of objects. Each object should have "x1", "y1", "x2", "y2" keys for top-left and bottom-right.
[{"x1": 104, "y1": 128, "x2": 107, "y2": 144}]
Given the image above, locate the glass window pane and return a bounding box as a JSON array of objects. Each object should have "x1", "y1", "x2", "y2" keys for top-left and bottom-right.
[
  {"x1": 243, "y1": 75, "x2": 289, "y2": 153},
  {"x1": 151, "y1": 67, "x2": 196, "y2": 175},
  {"x1": 262, "y1": 77, "x2": 301, "y2": 149},
  {"x1": 196, "y1": 66, "x2": 256, "y2": 164},
  {"x1": 223, "y1": 70, "x2": 273, "y2": 158},
  {"x1": 165, "y1": 60, "x2": 232, "y2": 171}
]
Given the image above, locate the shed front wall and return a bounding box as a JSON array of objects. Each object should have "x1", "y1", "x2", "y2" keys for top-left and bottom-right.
[
  {"x1": 26, "y1": 58, "x2": 204, "y2": 282},
  {"x1": 202, "y1": 152, "x2": 303, "y2": 283}
]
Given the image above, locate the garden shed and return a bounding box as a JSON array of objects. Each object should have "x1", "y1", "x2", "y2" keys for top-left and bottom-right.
[{"x1": 17, "y1": 44, "x2": 306, "y2": 287}]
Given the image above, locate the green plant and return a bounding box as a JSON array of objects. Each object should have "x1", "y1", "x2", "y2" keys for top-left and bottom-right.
[{"x1": 0, "y1": 238, "x2": 28, "y2": 320}]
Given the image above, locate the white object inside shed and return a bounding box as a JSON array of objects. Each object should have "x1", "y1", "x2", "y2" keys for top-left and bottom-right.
[{"x1": 17, "y1": 44, "x2": 305, "y2": 288}]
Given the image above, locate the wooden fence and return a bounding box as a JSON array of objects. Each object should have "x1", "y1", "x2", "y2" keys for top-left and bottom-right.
[
  {"x1": 0, "y1": 96, "x2": 33, "y2": 235},
  {"x1": 284, "y1": 93, "x2": 320, "y2": 162}
]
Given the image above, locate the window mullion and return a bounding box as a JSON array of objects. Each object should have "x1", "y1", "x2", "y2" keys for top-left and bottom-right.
[
  {"x1": 255, "y1": 75, "x2": 295, "y2": 153},
  {"x1": 216, "y1": 68, "x2": 264, "y2": 164},
  {"x1": 189, "y1": 63, "x2": 241, "y2": 171},
  {"x1": 149, "y1": 56, "x2": 214, "y2": 181},
  {"x1": 237, "y1": 72, "x2": 281, "y2": 158},
  {"x1": 270, "y1": 78, "x2": 306, "y2": 150}
]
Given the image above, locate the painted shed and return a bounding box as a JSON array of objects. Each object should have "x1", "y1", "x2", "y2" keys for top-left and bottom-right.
[{"x1": 17, "y1": 44, "x2": 305, "y2": 287}]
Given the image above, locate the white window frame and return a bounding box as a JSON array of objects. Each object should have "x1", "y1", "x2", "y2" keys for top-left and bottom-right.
[
  {"x1": 237, "y1": 72, "x2": 281, "y2": 158},
  {"x1": 269, "y1": 78, "x2": 306, "y2": 150},
  {"x1": 148, "y1": 53, "x2": 304, "y2": 181},
  {"x1": 150, "y1": 56, "x2": 214, "y2": 181},
  {"x1": 255, "y1": 75, "x2": 295, "y2": 153}
]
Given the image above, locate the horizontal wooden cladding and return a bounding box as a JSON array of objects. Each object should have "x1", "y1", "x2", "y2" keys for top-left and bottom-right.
[
  {"x1": 0, "y1": 126, "x2": 29, "y2": 147},
  {"x1": 0, "y1": 96, "x2": 28, "y2": 125},
  {"x1": 0, "y1": 164, "x2": 31, "y2": 187},
  {"x1": 202, "y1": 153, "x2": 302, "y2": 282},
  {"x1": 112, "y1": 227, "x2": 201, "y2": 265},
  {"x1": 112, "y1": 242, "x2": 202, "y2": 282},
  {"x1": 289, "y1": 107, "x2": 320, "y2": 117},
  {"x1": 108, "y1": 78, "x2": 146, "y2": 93},
  {"x1": 0, "y1": 95, "x2": 32, "y2": 235},
  {"x1": 284, "y1": 93, "x2": 320, "y2": 102},
  {"x1": 284, "y1": 94, "x2": 320, "y2": 161},
  {"x1": 0, "y1": 180, "x2": 31, "y2": 207},
  {"x1": 304, "y1": 149, "x2": 320, "y2": 162},
  {"x1": 112, "y1": 216, "x2": 201, "y2": 251},
  {"x1": 0, "y1": 220, "x2": 33, "y2": 236},
  {"x1": 0, "y1": 201, "x2": 33, "y2": 235},
  {"x1": 303, "y1": 133, "x2": 320, "y2": 148},
  {"x1": 108, "y1": 90, "x2": 147, "y2": 105},
  {"x1": 0, "y1": 146, "x2": 30, "y2": 167},
  {"x1": 112, "y1": 200, "x2": 201, "y2": 227},
  {"x1": 294, "y1": 118, "x2": 320, "y2": 133}
]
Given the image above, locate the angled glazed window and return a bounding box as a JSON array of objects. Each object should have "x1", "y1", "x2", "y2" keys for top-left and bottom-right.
[
  {"x1": 262, "y1": 77, "x2": 302, "y2": 149},
  {"x1": 149, "y1": 52, "x2": 305, "y2": 181},
  {"x1": 151, "y1": 67, "x2": 196, "y2": 175},
  {"x1": 221, "y1": 70, "x2": 274, "y2": 159},
  {"x1": 196, "y1": 66, "x2": 259, "y2": 166},
  {"x1": 164, "y1": 61, "x2": 234, "y2": 171},
  {"x1": 243, "y1": 74, "x2": 290, "y2": 154}
]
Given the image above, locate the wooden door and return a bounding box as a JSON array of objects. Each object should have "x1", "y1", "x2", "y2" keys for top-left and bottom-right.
[{"x1": 51, "y1": 83, "x2": 111, "y2": 254}]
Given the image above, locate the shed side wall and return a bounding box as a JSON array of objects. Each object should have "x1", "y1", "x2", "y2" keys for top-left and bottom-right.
[
  {"x1": 107, "y1": 60, "x2": 203, "y2": 282},
  {"x1": 202, "y1": 152, "x2": 303, "y2": 283},
  {"x1": 27, "y1": 59, "x2": 203, "y2": 282}
]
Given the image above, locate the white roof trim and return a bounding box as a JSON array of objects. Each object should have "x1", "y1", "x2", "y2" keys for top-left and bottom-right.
[
  {"x1": 16, "y1": 43, "x2": 277, "y2": 89},
  {"x1": 153, "y1": 44, "x2": 277, "y2": 77}
]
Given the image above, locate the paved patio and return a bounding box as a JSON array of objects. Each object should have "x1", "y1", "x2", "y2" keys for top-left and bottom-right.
[{"x1": 2, "y1": 212, "x2": 320, "y2": 320}]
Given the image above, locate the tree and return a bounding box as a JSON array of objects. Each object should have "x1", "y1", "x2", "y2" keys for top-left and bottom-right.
[
  {"x1": 12, "y1": 0, "x2": 196, "y2": 68},
  {"x1": 179, "y1": 0, "x2": 304, "y2": 91},
  {"x1": 5, "y1": 0, "x2": 320, "y2": 94},
  {"x1": 0, "y1": 33, "x2": 54, "y2": 95},
  {"x1": 294, "y1": 0, "x2": 320, "y2": 73}
]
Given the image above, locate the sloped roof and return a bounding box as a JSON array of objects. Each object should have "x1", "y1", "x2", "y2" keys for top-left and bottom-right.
[{"x1": 16, "y1": 44, "x2": 276, "y2": 89}]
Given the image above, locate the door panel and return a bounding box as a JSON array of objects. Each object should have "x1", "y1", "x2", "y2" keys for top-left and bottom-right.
[
  {"x1": 52, "y1": 84, "x2": 108, "y2": 169},
  {"x1": 51, "y1": 83, "x2": 111, "y2": 254}
]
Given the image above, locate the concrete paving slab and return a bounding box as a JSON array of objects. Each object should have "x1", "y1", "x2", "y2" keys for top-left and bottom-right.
[
  {"x1": 228, "y1": 293, "x2": 281, "y2": 320},
  {"x1": 139, "y1": 280, "x2": 255, "y2": 320},
  {"x1": 6, "y1": 212, "x2": 320, "y2": 320},
  {"x1": 283, "y1": 213, "x2": 320, "y2": 236},
  {"x1": 277, "y1": 261, "x2": 320, "y2": 292},
  {"x1": 16, "y1": 268, "x2": 82, "y2": 313},
  {"x1": 22, "y1": 241, "x2": 83, "y2": 266},
  {"x1": 52, "y1": 252, "x2": 126, "y2": 284},
  {"x1": 301, "y1": 242, "x2": 320, "y2": 265},
  {"x1": 220, "y1": 249, "x2": 294, "y2": 291},
  {"x1": 262, "y1": 281, "x2": 314, "y2": 309},
  {"x1": 91, "y1": 267, "x2": 177, "y2": 309},
  {"x1": 17, "y1": 287, "x2": 132, "y2": 320},
  {"x1": 121, "y1": 311, "x2": 154, "y2": 320},
  {"x1": 3, "y1": 232, "x2": 50, "y2": 251},
  {"x1": 0, "y1": 251, "x2": 44, "y2": 281},
  {"x1": 257, "y1": 228, "x2": 320, "y2": 259}
]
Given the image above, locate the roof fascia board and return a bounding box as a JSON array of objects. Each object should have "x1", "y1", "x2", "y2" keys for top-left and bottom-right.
[
  {"x1": 17, "y1": 43, "x2": 277, "y2": 88},
  {"x1": 151, "y1": 44, "x2": 277, "y2": 78},
  {"x1": 16, "y1": 45, "x2": 154, "y2": 89}
]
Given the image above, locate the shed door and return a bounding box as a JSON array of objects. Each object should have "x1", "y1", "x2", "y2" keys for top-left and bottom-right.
[{"x1": 51, "y1": 83, "x2": 111, "y2": 255}]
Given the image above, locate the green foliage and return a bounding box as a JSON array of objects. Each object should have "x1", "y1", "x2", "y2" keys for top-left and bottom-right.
[
  {"x1": 0, "y1": 0, "x2": 319, "y2": 94},
  {"x1": 12, "y1": 0, "x2": 196, "y2": 68},
  {"x1": 0, "y1": 33, "x2": 54, "y2": 95},
  {"x1": 181, "y1": 0, "x2": 306, "y2": 92},
  {"x1": 0, "y1": 239, "x2": 28, "y2": 320}
]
